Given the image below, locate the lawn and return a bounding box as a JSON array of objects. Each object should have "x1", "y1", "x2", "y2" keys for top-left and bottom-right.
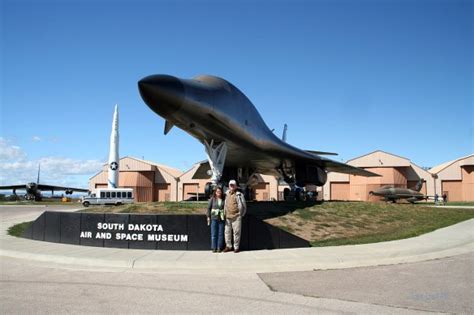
[
  {"x1": 77, "y1": 201, "x2": 209, "y2": 214},
  {"x1": 8, "y1": 221, "x2": 34, "y2": 237},
  {"x1": 262, "y1": 201, "x2": 474, "y2": 246}
]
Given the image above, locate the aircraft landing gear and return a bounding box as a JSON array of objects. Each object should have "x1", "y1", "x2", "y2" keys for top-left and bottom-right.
[
  {"x1": 203, "y1": 140, "x2": 228, "y2": 194},
  {"x1": 283, "y1": 186, "x2": 305, "y2": 201}
]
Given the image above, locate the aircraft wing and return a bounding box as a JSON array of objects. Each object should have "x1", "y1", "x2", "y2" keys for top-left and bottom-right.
[
  {"x1": 305, "y1": 150, "x2": 338, "y2": 156},
  {"x1": 191, "y1": 160, "x2": 282, "y2": 180},
  {"x1": 318, "y1": 157, "x2": 380, "y2": 177},
  {"x1": 0, "y1": 184, "x2": 28, "y2": 191},
  {"x1": 36, "y1": 184, "x2": 89, "y2": 193}
]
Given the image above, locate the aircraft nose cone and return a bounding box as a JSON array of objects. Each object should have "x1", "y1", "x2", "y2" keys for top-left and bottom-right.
[{"x1": 138, "y1": 75, "x2": 185, "y2": 117}]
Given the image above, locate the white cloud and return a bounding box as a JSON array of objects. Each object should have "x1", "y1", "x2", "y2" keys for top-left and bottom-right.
[
  {"x1": 32, "y1": 136, "x2": 41, "y2": 142},
  {"x1": 0, "y1": 138, "x2": 26, "y2": 161},
  {"x1": 0, "y1": 138, "x2": 103, "y2": 188}
]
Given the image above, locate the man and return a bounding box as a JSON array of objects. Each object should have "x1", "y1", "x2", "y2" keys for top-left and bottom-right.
[{"x1": 223, "y1": 179, "x2": 246, "y2": 253}]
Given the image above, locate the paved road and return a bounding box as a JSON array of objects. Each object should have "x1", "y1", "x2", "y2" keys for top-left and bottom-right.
[
  {"x1": 0, "y1": 204, "x2": 79, "y2": 222},
  {"x1": 0, "y1": 255, "x2": 433, "y2": 314},
  {"x1": 259, "y1": 253, "x2": 474, "y2": 314},
  {"x1": 0, "y1": 205, "x2": 472, "y2": 314}
]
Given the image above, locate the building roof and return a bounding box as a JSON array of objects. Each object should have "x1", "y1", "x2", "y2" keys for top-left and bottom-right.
[
  {"x1": 128, "y1": 157, "x2": 182, "y2": 178},
  {"x1": 89, "y1": 156, "x2": 183, "y2": 180},
  {"x1": 346, "y1": 150, "x2": 412, "y2": 167},
  {"x1": 429, "y1": 154, "x2": 474, "y2": 175},
  {"x1": 347, "y1": 150, "x2": 410, "y2": 164}
]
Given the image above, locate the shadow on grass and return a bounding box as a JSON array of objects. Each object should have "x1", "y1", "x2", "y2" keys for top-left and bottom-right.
[{"x1": 247, "y1": 200, "x2": 323, "y2": 220}]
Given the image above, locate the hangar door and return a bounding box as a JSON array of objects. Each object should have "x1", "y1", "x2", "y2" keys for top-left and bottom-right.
[
  {"x1": 154, "y1": 184, "x2": 171, "y2": 201},
  {"x1": 183, "y1": 183, "x2": 199, "y2": 200},
  {"x1": 442, "y1": 180, "x2": 462, "y2": 202},
  {"x1": 330, "y1": 182, "x2": 349, "y2": 201},
  {"x1": 253, "y1": 183, "x2": 269, "y2": 201}
]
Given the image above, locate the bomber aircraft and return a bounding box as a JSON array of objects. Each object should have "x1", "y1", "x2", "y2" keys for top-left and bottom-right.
[
  {"x1": 0, "y1": 165, "x2": 89, "y2": 201},
  {"x1": 369, "y1": 179, "x2": 426, "y2": 203},
  {"x1": 138, "y1": 74, "x2": 379, "y2": 199}
]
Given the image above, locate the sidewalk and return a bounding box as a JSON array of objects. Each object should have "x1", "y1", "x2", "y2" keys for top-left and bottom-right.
[
  {"x1": 430, "y1": 205, "x2": 474, "y2": 209},
  {"x1": 1, "y1": 208, "x2": 473, "y2": 274}
]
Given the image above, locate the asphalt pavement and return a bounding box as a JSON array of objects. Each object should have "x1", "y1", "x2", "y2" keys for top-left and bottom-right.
[{"x1": 260, "y1": 252, "x2": 474, "y2": 314}]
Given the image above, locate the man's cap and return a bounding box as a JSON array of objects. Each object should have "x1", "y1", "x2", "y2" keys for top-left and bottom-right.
[{"x1": 229, "y1": 179, "x2": 237, "y2": 186}]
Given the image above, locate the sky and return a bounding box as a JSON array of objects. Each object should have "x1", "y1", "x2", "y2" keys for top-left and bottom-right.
[{"x1": 1, "y1": 0, "x2": 472, "y2": 189}]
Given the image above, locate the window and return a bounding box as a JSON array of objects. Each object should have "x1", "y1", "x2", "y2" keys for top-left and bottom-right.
[
  {"x1": 127, "y1": 192, "x2": 132, "y2": 199},
  {"x1": 112, "y1": 192, "x2": 116, "y2": 198},
  {"x1": 117, "y1": 192, "x2": 122, "y2": 198},
  {"x1": 106, "y1": 192, "x2": 110, "y2": 198},
  {"x1": 100, "y1": 192, "x2": 105, "y2": 198}
]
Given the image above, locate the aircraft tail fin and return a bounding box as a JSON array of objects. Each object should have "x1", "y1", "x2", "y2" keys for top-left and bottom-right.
[
  {"x1": 415, "y1": 178, "x2": 423, "y2": 192},
  {"x1": 37, "y1": 164, "x2": 40, "y2": 184},
  {"x1": 282, "y1": 124, "x2": 287, "y2": 142}
]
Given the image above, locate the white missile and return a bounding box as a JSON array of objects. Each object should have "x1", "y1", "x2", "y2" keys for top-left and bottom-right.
[{"x1": 107, "y1": 104, "x2": 119, "y2": 188}]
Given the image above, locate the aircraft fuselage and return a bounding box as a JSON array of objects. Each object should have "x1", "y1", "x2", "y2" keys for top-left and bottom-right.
[
  {"x1": 370, "y1": 187, "x2": 425, "y2": 203},
  {"x1": 138, "y1": 74, "x2": 379, "y2": 188},
  {"x1": 139, "y1": 75, "x2": 315, "y2": 175}
]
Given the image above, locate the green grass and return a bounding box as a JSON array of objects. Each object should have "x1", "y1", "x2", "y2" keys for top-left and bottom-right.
[
  {"x1": 423, "y1": 201, "x2": 474, "y2": 206},
  {"x1": 78, "y1": 201, "x2": 208, "y2": 214},
  {"x1": 440, "y1": 201, "x2": 474, "y2": 206},
  {"x1": 294, "y1": 207, "x2": 320, "y2": 220},
  {"x1": 7, "y1": 221, "x2": 33, "y2": 237},
  {"x1": 264, "y1": 201, "x2": 474, "y2": 247}
]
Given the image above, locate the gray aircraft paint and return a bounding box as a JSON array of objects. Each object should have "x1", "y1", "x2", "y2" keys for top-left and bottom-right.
[{"x1": 138, "y1": 74, "x2": 379, "y2": 187}]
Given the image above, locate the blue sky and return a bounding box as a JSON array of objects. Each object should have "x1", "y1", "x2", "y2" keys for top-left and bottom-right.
[{"x1": 1, "y1": 0, "x2": 472, "y2": 188}]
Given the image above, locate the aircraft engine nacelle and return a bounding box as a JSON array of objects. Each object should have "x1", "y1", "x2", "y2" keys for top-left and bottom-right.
[{"x1": 296, "y1": 165, "x2": 327, "y2": 186}]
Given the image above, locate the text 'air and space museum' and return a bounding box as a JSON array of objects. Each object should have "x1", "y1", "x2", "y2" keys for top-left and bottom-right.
[{"x1": 89, "y1": 151, "x2": 474, "y2": 202}]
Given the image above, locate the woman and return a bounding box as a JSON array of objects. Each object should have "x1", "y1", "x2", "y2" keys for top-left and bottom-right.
[{"x1": 207, "y1": 186, "x2": 225, "y2": 253}]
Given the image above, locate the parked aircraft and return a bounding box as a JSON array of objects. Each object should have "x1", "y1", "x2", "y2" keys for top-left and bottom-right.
[
  {"x1": 369, "y1": 179, "x2": 426, "y2": 203},
  {"x1": 0, "y1": 165, "x2": 89, "y2": 201},
  {"x1": 138, "y1": 74, "x2": 379, "y2": 199}
]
